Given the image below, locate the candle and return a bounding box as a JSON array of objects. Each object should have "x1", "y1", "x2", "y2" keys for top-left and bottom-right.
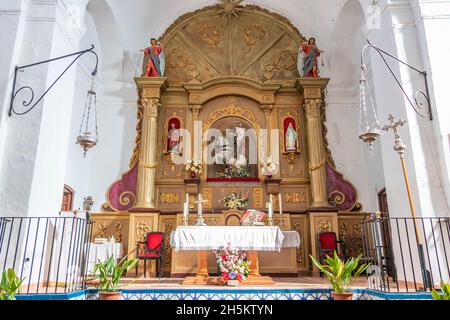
[
  {"x1": 186, "y1": 193, "x2": 189, "y2": 204},
  {"x1": 198, "y1": 194, "x2": 203, "y2": 216},
  {"x1": 278, "y1": 193, "x2": 283, "y2": 215},
  {"x1": 183, "y1": 202, "x2": 189, "y2": 218},
  {"x1": 269, "y1": 194, "x2": 273, "y2": 219}
]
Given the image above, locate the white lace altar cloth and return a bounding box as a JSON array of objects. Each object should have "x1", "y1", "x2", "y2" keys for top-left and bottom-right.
[{"x1": 170, "y1": 226, "x2": 300, "y2": 252}]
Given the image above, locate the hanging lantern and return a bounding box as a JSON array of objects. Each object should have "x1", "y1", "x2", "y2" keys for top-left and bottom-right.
[
  {"x1": 359, "y1": 64, "x2": 381, "y2": 151},
  {"x1": 77, "y1": 78, "x2": 98, "y2": 157}
]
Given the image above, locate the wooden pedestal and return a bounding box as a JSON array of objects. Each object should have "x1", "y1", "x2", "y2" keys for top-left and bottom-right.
[{"x1": 181, "y1": 250, "x2": 274, "y2": 285}]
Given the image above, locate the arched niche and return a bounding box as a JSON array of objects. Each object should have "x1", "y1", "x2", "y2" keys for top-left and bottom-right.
[{"x1": 205, "y1": 116, "x2": 259, "y2": 180}]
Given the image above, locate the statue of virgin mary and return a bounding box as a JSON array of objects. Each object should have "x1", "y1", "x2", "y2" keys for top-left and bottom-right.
[{"x1": 285, "y1": 122, "x2": 298, "y2": 152}]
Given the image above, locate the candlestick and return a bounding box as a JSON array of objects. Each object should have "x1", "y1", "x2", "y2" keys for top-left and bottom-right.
[{"x1": 195, "y1": 194, "x2": 207, "y2": 226}]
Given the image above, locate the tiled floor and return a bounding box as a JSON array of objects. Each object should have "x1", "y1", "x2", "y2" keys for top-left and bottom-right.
[{"x1": 117, "y1": 276, "x2": 368, "y2": 290}]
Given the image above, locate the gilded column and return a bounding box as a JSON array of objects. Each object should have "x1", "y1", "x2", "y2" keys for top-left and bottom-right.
[
  {"x1": 190, "y1": 104, "x2": 202, "y2": 162},
  {"x1": 134, "y1": 77, "x2": 168, "y2": 209},
  {"x1": 297, "y1": 78, "x2": 330, "y2": 208},
  {"x1": 261, "y1": 104, "x2": 273, "y2": 156}
]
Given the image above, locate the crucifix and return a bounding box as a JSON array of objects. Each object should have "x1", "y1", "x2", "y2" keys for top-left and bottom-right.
[
  {"x1": 382, "y1": 113, "x2": 432, "y2": 290},
  {"x1": 195, "y1": 194, "x2": 208, "y2": 226}
]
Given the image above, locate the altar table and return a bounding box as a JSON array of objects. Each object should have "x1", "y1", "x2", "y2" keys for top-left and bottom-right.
[
  {"x1": 86, "y1": 242, "x2": 123, "y2": 274},
  {"x1": 170, "y1": 226, "x2": 300, "y2": 285}
]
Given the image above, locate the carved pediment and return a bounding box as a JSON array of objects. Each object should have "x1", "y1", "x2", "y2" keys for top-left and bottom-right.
[{"x1": 159, "y1": 4, "x2": 306, "y2": 83}]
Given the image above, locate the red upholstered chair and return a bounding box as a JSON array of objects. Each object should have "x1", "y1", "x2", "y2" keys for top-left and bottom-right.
[
  {"x1": 317, "y1": 232, "x2": 345, "y2": 265},
  {"x1": 135, "y1": 232, "x2": 165, "y2": 278}
]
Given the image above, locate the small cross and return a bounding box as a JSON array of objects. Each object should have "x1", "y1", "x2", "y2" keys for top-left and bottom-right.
[
  {"x1": 382, "y1": 114, "x2": 406, "y2": 139},
  {"x1": 382, "y1": 114, "x2": 407, "y2": 157}
]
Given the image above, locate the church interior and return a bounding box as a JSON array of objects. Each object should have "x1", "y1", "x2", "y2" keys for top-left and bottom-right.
[{"x1": 0, "y1": 0, "x2": 449, "y2": 301}]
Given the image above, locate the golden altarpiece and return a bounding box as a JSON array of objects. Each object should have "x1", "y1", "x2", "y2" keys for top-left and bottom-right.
[{"x1": 91, "y1": 3, "x2": 365, "y2": 277}]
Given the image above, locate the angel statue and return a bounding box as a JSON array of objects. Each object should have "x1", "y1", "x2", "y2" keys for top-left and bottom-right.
[
  {"x1": 297, "y1": 37, "x2": 324, "y2": 78},
  {"x1": 141, "y1": 38, "x2": 165, "y2": 77}
]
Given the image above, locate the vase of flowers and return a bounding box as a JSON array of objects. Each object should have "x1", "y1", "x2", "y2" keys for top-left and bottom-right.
[
  {"x1": 214, "y1": 243, "x2": 250, "y2": 286},
  {"x1": 222, "y1": 192, "x2": 249, "y2": 210},
  {"x1": 184, "y1": 160, "x2": 202, "y2": 178},
  {"x1": 262, "y1": 156, "x2": 278, "y2": 178}
]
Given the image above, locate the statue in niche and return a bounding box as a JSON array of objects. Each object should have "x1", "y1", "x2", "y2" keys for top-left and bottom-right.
[
  {"x1": 214, "y1": 135, "x2": 232, "y2": 164},
  {"x1": 141, "y1": 38, "x2": 165, "y2": 77},
  {"x1": 284, "y1": 118, "x2": 298, "y2": 153},
  {"x1": 167, "y1": 118, "x2": 182, "y2": 154},
  {"x1": 298, "y1": 37, "x2": 323, "y2": 78}
]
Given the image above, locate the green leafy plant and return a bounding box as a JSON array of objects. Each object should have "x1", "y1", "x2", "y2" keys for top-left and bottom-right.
[
  {"x1": 310, "y1": 251, "x2": 369, "y2": 293},
  {"x1": 0, "y1": 269, "x2": 24, "y2": 300},
  {"x1": 432, "y1": 282, "x2": 450, "y2": 300},
  {"x1": 92, "y1": 256, "x2": 138, "y2": 292}
]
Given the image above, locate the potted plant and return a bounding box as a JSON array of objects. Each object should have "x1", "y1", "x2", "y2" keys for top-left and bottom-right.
[
  {"x1": 432, "y1": 282, "x2": 450, "y2": 300},
  {"x1": 261, "y1": 156, "x2": 278, "y2": 179},
  {"x1": 184, "y1": 159, "x2": 202, "y2": 178},
  {"x1": 310, "y1": 251, "x2": 369, "y2": 300},
  {"x1": 214, "y1": 243, "x2": 251, "y2": 286},
  {"x1": 91, "y1": 255, "x2": 138, "y2": 300},
  {"x1": 0, "y1": 269, "x2": 24, "y2": 300}
]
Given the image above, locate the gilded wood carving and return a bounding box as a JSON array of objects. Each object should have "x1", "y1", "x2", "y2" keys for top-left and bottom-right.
[{"x1": 159, "y1": 3, "x2": 305, "y2": 82}]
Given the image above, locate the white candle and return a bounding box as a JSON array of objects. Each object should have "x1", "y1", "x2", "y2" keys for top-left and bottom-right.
[
  {"x1": 278, "y1": 193, "x2": 283, "y2": 215},
  {"x1": 269, "y1": 194, "x2": 273, "y2": 219},
  {"x1": 183, "y1": 202, "x2": 189, "y2": 218},
  {"x1": 186, "y1": 193, "x2": 189, "y2": 204},
  {"x1": 198, "y1": 194, "x2": 203, "y2": 216}
]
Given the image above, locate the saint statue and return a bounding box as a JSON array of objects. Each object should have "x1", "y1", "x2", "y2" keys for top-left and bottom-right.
[
  {"x1": 142, "y1": 38, "x2": 165, "y2": 77},
  {"x1": 285, "y1": 122, "x2": 298, "y2": 152},
  {"x1": 214, "y1": 136, "x2": 231, "y2": 164},
  {"x1": 298, "y1": 37, "x2": 323, "y2": 78},
  {"x1": 168, "y1": 123, "x2": 181, "y2": 154}
]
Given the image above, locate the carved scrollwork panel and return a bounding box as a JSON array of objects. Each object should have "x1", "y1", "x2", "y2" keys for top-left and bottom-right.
[{"x1": 199, "y1": 24, "x2": 221, "y2": 47}]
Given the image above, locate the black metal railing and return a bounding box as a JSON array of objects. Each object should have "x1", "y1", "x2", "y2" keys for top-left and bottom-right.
[
  {"x1": 361, "y1": 214, "x2": 450, "y2": 293},
  {"x1": 0, "y1": 215, "x2": 93, "y2": 294}
]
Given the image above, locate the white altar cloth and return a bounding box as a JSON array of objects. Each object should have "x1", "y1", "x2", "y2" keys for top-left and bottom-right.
[
  {"x1": 87, "y1": 243, "x2": 123, "y2": 274},
  {"x1": 170, "y1": 226, "x2": 299, "y2": 252}
]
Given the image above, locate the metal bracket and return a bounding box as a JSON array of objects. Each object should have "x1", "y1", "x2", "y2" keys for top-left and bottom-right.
[
  {"x1": 9, "y1": 44, "x2": 99, "y2": 117},
  {"x1": 361, "y1": 39, "x2": 433, "y2": 121}
]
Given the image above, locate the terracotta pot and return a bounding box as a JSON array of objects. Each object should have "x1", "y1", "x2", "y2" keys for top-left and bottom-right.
[
  {"x1": 331, "y1": 292, "x2": 354, "y2": 301},
  {"x1": 227, "y1": 280, "x2": 240, "y2": 287},
  {"x1": 190, "y1": 171, "x2": 196, "y2": 178},
  {"x1": 98, "y1": 291, "x2": 122, "y2": 300}
]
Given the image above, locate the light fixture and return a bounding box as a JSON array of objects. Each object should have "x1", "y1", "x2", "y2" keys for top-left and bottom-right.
[
  {"x1": 359, "y1": 64, "x2": 381, "y2": 151},
  {"x1": 77, "y1": 77, "x2": 98, "y2": 157},
  {"x1": 358, "y1": 39, "x2": 432, "y2": 151}
]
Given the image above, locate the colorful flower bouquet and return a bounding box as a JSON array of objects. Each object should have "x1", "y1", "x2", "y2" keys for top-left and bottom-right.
[
  {"x1": 214, "y1": 243, "x2": 251, "y2": 284},
  {"x1": 184, "y1": 159, "x2": 203, "y2": 178},
  {"x1": 222, "y1": 192, "x2": 249, "y2": 210}
]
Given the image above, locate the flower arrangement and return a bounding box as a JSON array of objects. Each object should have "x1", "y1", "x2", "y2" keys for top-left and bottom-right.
[
  {"x1": 214, "y1": 243, "x2": 251, "y2": 283},
  {"x1": 217, "y1": 164, "x2": 251, "y2": 179},
  {"x1": 184, "y1": 159, "x2": 203, "y2": 177},
  {"x1": 261, "y1": 156, "x2": 278, "y2": 177},
  {"x1": 222, "y1": 192, "x2": 249, "y2": 210}
]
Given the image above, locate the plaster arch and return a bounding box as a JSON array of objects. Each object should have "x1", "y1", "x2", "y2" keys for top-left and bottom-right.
[
  {"x1": 329, "y1": 0, "x2": 366, "y2": 87},
  {"x1": 84, "y1": 0, "x2": 123, "y2": 81}
]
